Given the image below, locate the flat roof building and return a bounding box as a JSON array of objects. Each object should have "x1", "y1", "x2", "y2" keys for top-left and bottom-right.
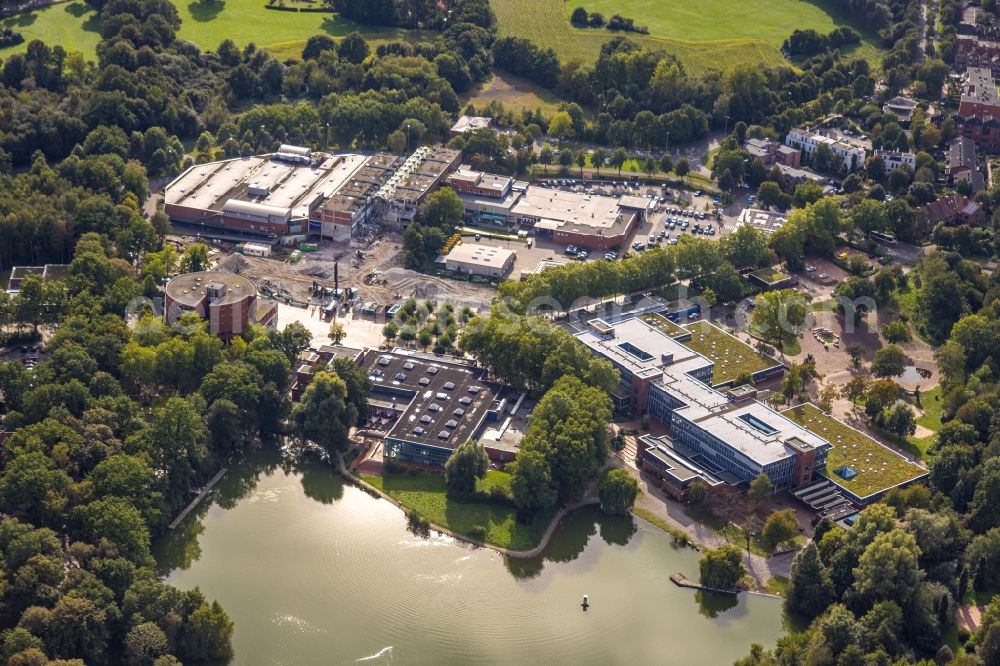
[
  {"x1": 736, "y1": 208, "x2": 788, "y2": 235},
  {"x1": 164, "y1": 271, "x2": 276, "y2": 338},
  {"x1": 449, "y1": 115, "x2": 493, "y2": 138},
  {"x1": 376, "y1": 146, "x2": 462, "y2": 226},
  {"x1": 446, "y1": 166, "x2": 525, "y2": 226},
  {"x1": 575, "y1": 315, "x2": 830, "y2": 493},
  {"x1": 5, "y1": 264, "x2": 68, "y2": 294},
  {"x1": 959, "y1": 67, "x2": 1000, "y2": 117},
  {"x1": 443, "y1": 242, "x2": 516, "y2": 278},
  {"x1": 164, "y1": 151, "x2": 392, "y2": 239},
  {"x1": 361, "y1": 349, "x2": 508, "y2": 467},
  {"x1": 511, "y1": 189, "x2": 651, "y2": 251}
]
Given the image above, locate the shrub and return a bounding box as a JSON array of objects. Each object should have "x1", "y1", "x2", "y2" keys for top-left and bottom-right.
[
  {"x1": 488, "y1": 483, "x2": 510, "y2": 502},
  {"x1": 406, "y1": 509, "x2": 430, "y2": 537},
  {"x1": 384, "y1": 457, "x2": 409, "y2": 475}
]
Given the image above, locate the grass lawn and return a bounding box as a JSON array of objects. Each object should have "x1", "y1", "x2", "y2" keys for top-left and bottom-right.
[
  {"x1": 783, "y1": 403, "x2": 927, "y2": 500},
  {"x1": 905, "y1": 386, "x2": 943, "y2": 458},
  {"x1": 462, "y1": 72, "x2": 568, "y2": 115},
  {"x1": 492, "y1": 0, "x2": 791, "y2": 74},
  {"x1": 640, "y1": 312, "x2": 691, "y2": 339},
  {"x1": 764, "y1": 575, "x2": 791, "y2": 597},
  {"x1": 914, "y1": 386, "x2": 944, "y2": 431},
  {"x1": 566, "y1": 0, "x2": 873, "y2": 48},
  {"x1": 631, "y1": 507, "x2": 694, "y2": 546},
  {"x1": 781, "y1": 336, "x2": 802, "y2": 356},
  {"x1": 359, "y1": 469, "x2": 545, "y2": 551},
  {"x1": 682, "y1": 320, "x2": 782, "y2": 386},
  {"x1": 0, "y1": 1, "x2": 101, "y2": 56},
  {"x1": 0, "y1": 0, "x2": 434, "y2": 58}
]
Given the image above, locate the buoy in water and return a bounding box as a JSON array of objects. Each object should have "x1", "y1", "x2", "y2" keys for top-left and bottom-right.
[{"x1": 581, "y1": 594, "x2": 589, "y2": 610}]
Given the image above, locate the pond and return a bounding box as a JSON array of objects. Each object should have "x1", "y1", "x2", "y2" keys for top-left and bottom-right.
[
  {"x1": 897, "y1": 365, "x2": 933, "y2": 386},
  {"x1": 155, "y1": 451, "x2": 786, "y2": 665}
]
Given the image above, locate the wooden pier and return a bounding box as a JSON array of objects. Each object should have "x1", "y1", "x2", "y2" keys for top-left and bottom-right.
[
  {"x1": 669, "y1": 572, "x2": 738, "y2": 595},
  {"x1": 168, "y1": 467, "x2": 228, "y2": 529}
]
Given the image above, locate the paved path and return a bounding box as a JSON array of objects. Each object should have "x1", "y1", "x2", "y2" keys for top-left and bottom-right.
[{"x1": 611, "y1": 454, "x2": 795, "y2": 588}]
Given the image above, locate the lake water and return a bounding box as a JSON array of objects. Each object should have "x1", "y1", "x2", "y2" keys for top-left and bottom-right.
[{"x1": 155, "y1": 451, "x2": 785, "y2": 665}]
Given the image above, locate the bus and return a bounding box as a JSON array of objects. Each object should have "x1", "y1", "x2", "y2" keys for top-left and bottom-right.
[{"x1": 870, "y1": 231, "x2": 897, "y2": 244}]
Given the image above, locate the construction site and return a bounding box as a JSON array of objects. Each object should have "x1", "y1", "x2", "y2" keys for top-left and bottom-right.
[{"x1": 189, "y1": 232, "x2": 496, "y2": 317}]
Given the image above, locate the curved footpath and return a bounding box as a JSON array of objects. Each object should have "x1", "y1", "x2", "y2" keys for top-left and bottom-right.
[{"x1": 336, "y1": 452, "x2": 600, "y2": 559}]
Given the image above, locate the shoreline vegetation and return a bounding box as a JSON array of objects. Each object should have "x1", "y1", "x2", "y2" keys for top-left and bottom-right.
[{"x1": 341, "y1": 452, "x2": 710, "y2": 559}]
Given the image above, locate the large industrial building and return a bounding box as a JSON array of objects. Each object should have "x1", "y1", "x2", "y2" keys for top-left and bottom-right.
[
  {"x1": 164, "y1": 271, "x2": 276, "y2": 338},
  {"x1": 164, "y1": 147, "x2": 398, "y2": 241},
  {"x1": 511, "y1": 188, "x2": 652, "y2": 251},
  {"x1": 575, "y1": 314, "x2": 926, "y2": 507}
]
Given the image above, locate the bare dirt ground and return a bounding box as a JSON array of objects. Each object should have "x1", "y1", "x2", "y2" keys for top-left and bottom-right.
[
  {"x1": 212, "y1": 232, "x2": 496, "y2": 310},
  {"x1": 794, "y1": 305, "x2": 938, "y2": 391}
]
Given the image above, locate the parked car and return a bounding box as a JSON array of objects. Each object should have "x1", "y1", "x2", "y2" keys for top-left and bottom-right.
[
  {"x1": 805, "y1": 265, "x2": 817, "y2": 272},
  {"x1": 633, "y1": 241, "x2": 645, "y2": 251},
  {"x1": 818, "y1": 273, "x2": 830, "y2": 279},
  {"x1": 564, "y1": 245, "x2": 577, "y2": 255},
  {"x1": 604, "y1": 252, "x2": 617, "y2": 261}
]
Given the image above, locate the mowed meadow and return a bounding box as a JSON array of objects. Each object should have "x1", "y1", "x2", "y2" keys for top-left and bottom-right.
[
  {"x1": 0, "y1": 0, "x2": 881, "y2": 73},
  {"x1": 495, "y1": 0, "x2": 883, "y2": 72},
  {"x1": 0, "y1": 0, "x2": 432, "y2": 58}
]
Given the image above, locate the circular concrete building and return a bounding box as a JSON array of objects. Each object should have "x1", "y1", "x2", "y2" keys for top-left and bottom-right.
[{"x1": 164, "y1": 271, "x2": 275, "y2": 338}]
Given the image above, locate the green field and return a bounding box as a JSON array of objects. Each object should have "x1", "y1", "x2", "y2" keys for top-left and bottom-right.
[
  {"x1": 783, "y1": 403, "x2": 927, "y2": 499},
  {"x1": 462, "y1": 73, "x2": 569, "y2": 115},
  {"x1": 0, "y1": 1, "x2": 101, "y2": 56},
  {"x1": 0, "y1": 0, "x2": 433, "y2": 58},
  {"x1": 359, "y1": 469, "x2": 546, "y2": 551},
  {"x1": 682, "y1": 321, "x2": 781, "y2": 386},
  {"x1": 492, "y1": 0, "x2": 792, "y2": 74},
  {"x1": 2, "y1": 0, "x2": 883, "y2": 73},
  {"x1": 566, "y1": 0, "x2": 869, "y2": 48}
]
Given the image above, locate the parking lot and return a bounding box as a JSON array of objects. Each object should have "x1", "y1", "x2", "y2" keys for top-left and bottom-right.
[{"x1": 468, "y1": 179, "x2": 730, "y2": 277}]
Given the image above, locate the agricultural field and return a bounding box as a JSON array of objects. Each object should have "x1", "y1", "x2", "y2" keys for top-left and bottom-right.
[
  {"x1": 682, "y1": 320, "x2": 781, "y2": 386},
  {"x1": 0, "y1": 0, "x2": 432, "y2": 58},
  {"x1": 783, "y1": 403, "x2": 927, "y2": 500}
]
